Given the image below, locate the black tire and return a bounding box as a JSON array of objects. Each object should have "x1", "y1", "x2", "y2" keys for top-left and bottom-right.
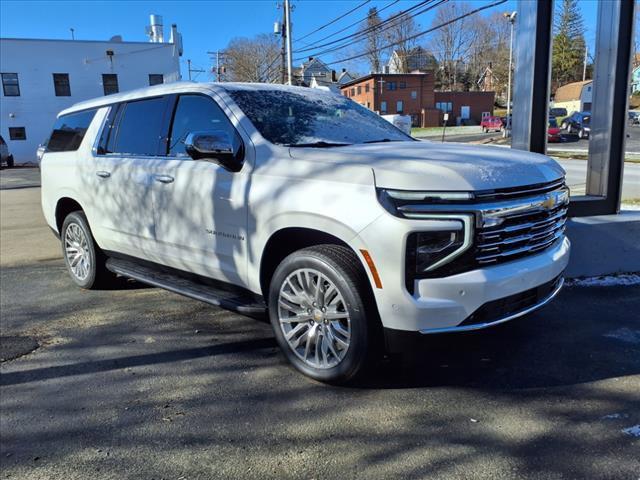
[
  {"x1": 6, "y1": 155, "x2": 14, "y2": 168},
  {"x1": 61, "y1": 211, "x2": 113, "y2": 289},
  {"x1": 268, "y1": 245, "x2": 376, "y2": 384}
]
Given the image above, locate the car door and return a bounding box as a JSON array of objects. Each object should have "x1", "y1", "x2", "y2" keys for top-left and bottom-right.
[
  {"x1": 92, "y1": 96, "x2": 173, "y2": 257},
  {"x1": 147, "y1": 93, "x2": 249, "y2": 286}
]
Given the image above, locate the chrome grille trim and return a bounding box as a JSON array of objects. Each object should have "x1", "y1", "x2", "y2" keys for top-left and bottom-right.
[
  {"x1": 474, "y1": 178, "x2": 566, "y2": 200},
  {"x1": 474, "y1": 187, "x2": 569, "y2": 266}
]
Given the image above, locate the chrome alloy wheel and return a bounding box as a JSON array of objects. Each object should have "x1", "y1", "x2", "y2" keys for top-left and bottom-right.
[
  {"x1": 64, "y1": 223, "x2": 91, "y2": 281},
  {"x1": 277, "y1": 268, "x2": 351, "y2": 369}
]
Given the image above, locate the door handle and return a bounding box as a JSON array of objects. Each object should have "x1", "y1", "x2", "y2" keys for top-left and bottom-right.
[
  {"x1": 96, "y1": 171, "x2": 111, "y2": 178},
  {"x1": 154, "y1": 174, "x2": 174, "y2": 184}
]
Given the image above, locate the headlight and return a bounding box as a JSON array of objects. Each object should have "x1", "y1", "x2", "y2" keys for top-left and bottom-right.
[
  {"x1": 407, "y1": 227, "x2": 465, "y2": 274},
  {"x1": 384, "y1": 189, "x2": 474, "y2": 202}
]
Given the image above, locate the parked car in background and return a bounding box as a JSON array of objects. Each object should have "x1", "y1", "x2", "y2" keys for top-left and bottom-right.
[
  {"x1": 41, "y1": 82, "x2": 570, "y2": 383},
  {"x1": 550, "y1": 107, "x2": 568, "y2": 118},
  {"x1": 628, "y1": 111, "x2": 640, "y2": 126},
  {"x1": 561, "y1": 111, "x2": 591, "y2": 138},
  {"x1": 480, "y1": 116, "x2": 502, "y2": 133},
  {"x1": 0, "y1": 135, "x2": 15, "y2": 168},
  {"x1": 548, "y1": 117, "x2": 562, "y2": 143}
]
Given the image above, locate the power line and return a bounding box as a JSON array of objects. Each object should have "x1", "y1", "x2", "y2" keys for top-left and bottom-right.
[
  {"x1": 320, "y1": 0, "x2": 508, "y2": 67},
  {"x1": 294, "y1": 0, "x2": 400, "y2": 52},
  {"x1": 294, "y1": 0, "x2": 442, "y2": 62},
  {"x1": 293, "y1": 0, "x2": 434, "y2": 58},
  {"x1": 294, "y1": 0, "x2": 371, "y2": 43}
]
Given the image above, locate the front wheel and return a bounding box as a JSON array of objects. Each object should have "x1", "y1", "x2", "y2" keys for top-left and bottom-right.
[{"x1": 268, "y1": 245, "x2": 374, "y2": 384}]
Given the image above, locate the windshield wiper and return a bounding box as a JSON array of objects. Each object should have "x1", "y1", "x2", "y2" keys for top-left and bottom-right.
[
  {"x1": 285, "y1": 141, "x2": 352, "y2": 148},
  {"x1": 363, "y1": 138, "x2": 401, "y2": 144}
]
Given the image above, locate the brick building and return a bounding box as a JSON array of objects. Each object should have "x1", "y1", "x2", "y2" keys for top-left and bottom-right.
[
  {"x1": 434, "y1": 91, "x2": 496, "y2": 126},
  {"x1": 340, "y1": 73, "x2": 440, "y2": 127},
  {"x1": 340, "y1": 72, "x2": 495, "y2": 128}
]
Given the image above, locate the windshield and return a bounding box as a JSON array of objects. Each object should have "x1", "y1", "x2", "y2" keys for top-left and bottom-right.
[{"x1": 226, "y1": 86, "x2": 411, "y2": 146}]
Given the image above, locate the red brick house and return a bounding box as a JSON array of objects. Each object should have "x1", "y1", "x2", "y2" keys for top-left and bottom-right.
[{"x1": 340, "y1": 73, "x2": 495, "y2": 127}]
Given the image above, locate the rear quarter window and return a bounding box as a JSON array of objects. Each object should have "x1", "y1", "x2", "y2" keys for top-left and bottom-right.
[{"x1": 47, "y1": 109, "x2": 97, "y2": 152}]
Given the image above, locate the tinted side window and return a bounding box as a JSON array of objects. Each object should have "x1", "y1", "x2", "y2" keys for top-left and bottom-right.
[
  {"x1": 168, "y1": 95, "x2": 237, "y2": 156},
  {"x1": 111, "y1": 97, "x2": 168, "y2": 156},
  {"x1": 47, "y1": 110, "x2": 97, "y2": 152}
]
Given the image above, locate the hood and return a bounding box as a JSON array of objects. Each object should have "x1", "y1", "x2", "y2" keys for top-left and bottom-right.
[{"x1": 288, "y1": 140, "x2": 565, "y2": 191}]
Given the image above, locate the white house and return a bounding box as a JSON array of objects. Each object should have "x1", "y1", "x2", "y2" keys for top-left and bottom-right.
[
  {"x1": 0, "y1": 18, "x2": 183, "y2": 163},
  {"x1": 552, "y1": 80, "x2": 593, "y2": 113}
]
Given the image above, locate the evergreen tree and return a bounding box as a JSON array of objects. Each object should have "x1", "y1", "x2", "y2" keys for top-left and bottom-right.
[{"x1": 552, "y1": 0, "x2": 587, "y2": 90}]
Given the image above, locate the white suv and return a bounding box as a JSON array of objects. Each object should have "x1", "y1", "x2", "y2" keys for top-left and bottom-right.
[{"x1": 41, "y1": 83, "x2": 570, "y2": 383}]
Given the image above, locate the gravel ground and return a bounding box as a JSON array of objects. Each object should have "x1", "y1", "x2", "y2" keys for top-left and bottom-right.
[{"x1": 1, "y1": 168, "x2": 639, "y2": 479}]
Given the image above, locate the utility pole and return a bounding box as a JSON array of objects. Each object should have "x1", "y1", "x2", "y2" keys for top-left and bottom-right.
[
  {"x1": 207, "y1": 51, "x2": 225, "y2": 81},
  {"x1": 284, "y1": 0, "x2": 293, "y2": 85},
  {"x1": 503, "y1": 11, "x2": 517, "y2": 138},
  {"x1": 280, "y1": 8, "x2": 286, "y2": 84},
  {"x1": 187, "y1": 59, "x2": 205, "y2": 81},
  {"x1": 582, "y1": 45, "x2": 588, "y2": 81}
]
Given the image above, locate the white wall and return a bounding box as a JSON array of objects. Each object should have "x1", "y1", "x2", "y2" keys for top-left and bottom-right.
[{"x1": 0, "y1": 38, "x2": 181, "y2": 163}]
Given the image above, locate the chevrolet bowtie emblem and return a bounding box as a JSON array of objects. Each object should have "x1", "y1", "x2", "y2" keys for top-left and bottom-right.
[{"x1": 542, "y1": 195, "x2": 556, "y2": 210}]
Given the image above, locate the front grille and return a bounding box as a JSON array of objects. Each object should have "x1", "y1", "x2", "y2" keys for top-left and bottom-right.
[
  {"x1": 474, "y1": 201, "x2": 568, "y2": 266},
  {"x1": 459, "y1": 275, "x2": 562, "y2": 327}
]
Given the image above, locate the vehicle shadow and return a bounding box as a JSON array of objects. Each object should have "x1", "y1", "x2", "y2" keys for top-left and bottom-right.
[{"x1": 351, "y1": 285, "x2": 640, "y2": 391}]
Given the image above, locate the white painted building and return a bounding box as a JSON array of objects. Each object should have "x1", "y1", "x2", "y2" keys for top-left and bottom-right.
[{"x1": 0, "y1": 18, "x2": 183, "y2": 163}]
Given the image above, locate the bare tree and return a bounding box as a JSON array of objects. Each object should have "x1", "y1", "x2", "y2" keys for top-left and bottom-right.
[
  {"x1": 384, "y1": 10, "x2": 419, "y2": 73},
  {"x1": 429, "y1": 2, "x2": 479, "y2": 90},
  {"x1": 224, "y1": 34, "x2": 280, "y2": 83},
  {"x1": 359, "y1": 7, "x2": 385, "y2": 73}
]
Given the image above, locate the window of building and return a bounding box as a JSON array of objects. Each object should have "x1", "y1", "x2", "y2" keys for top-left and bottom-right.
[
  {"x1": 387, "y1": 82, "x2": 397, "y2": 91},
  {"x1": 108, "y1": 97, "x2": 168, "y2": 155},
  {"x1": 168, "y1": 95, "x2": 238, "y2": 157},
  {"x1": 357, "y1": 85, "x2": 362, "y2": 95},
  {"x1": 8, "y1": 127, "x2": 26, "y2": 140},
  {"x1": 47, "y1": 109, "x2": 97, "y2": 152},
  {"x1": 102, "y1": 74, "x2": 119, "y2": 95},
  {"x1": 351, "y1": 87, "x2": 355, "y2": 96},
  {"x1": 380, "y1": 101, "x2": 387, "y2": 113},
  {"x1": 399, "y1": 82, "x2": 406, "y2": 89},
  {"x1": 149, "y1": 74, "x2": 164, "y2": 86},
  {"x1": 411, "y1": 91, "x2": 417, "y2": 100},
  {"x1": 396, "y1": 101, "x2": 404, "y2": 113},
  {"x1": 53, "y1": 73, "x2": 71, "y2": 96},
  {"x1": 366, "y1": 101, "x2": 370, "y2": 109},
  {"x1": 435, "y1": 102, "x2": 453, "y2": 112},
  {"x1": 365, "y1": 84, "x2": 370, "y2": 93},
  {"x1": 1, "y1": 73, "x2": 20, "y2": 96}
]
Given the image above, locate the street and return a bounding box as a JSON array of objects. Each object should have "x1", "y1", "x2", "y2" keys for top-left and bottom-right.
[
  {"x1": 424, "y1": 123, "x2": 640, "y2": 154},
  {"x1": 1, "y1": 168, "x2": 639, "y2": 480}
]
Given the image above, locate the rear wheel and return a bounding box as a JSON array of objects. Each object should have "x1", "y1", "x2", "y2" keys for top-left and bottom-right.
[
  {"x1": 61, "y1": 211, "x2": 113, "y2": 289},
  {"x1": 6, "y1": 155, "x2": 14, "y2": 168},
  {"x1": 268, "y1": 245, "x2": 374, "y2": 384}
]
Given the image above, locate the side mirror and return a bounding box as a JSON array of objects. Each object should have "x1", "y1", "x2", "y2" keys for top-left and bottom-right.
[{"x1": 184, "y1": 130, "x2": 244, "y2": 172}]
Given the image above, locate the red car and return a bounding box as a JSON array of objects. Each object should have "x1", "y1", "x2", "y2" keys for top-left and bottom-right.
[
  {"x1": 481, "y1": 116, "x2": 502, "y2": 133},
  {"x1": 548, "y1": 117, "x2": 562, "y2": 143}
]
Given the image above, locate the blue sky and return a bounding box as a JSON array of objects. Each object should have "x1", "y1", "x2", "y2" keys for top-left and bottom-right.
[{"x1": 1, "y1": 0, "x2": 598, "y2": 81}]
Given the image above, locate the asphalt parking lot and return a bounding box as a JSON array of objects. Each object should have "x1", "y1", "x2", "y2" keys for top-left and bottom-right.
[{"x1": 1, "y1": 168, "x2": 639, "y2": 479}]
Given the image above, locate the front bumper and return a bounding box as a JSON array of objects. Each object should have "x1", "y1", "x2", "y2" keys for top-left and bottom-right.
[{"x1": 355, "y1": 208, "x2": 570, "y2": 333}]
